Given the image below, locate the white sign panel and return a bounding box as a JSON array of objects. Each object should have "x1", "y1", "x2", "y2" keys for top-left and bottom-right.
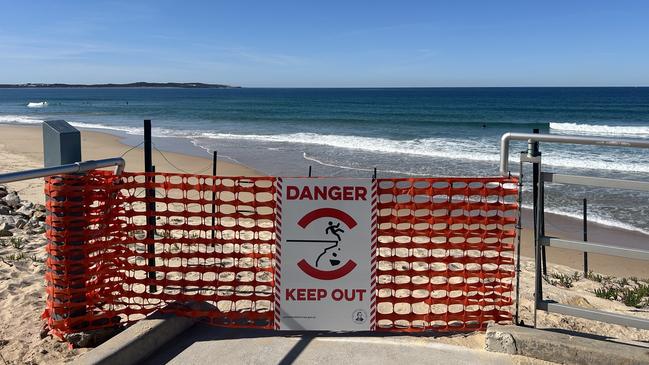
[{"x1": 274, "y1": 177, "x2": 376, "y2": 331}]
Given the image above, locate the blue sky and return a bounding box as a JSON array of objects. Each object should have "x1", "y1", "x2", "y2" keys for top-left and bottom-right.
[{"x1": 0, "y1": 0, "x2": 648, "y2": 87}]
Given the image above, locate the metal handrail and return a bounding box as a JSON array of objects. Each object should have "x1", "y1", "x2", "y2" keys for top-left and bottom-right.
[
  {"x1": 499, "y1": 132, "x2": 649, "y2": 176},
  {"x1": 0, "y1": 157, "x2": 125, "y2": 184}
]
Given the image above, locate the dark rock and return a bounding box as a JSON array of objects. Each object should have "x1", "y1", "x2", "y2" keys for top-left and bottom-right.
[
  {"x1": 0, "y1": 205, "x2": 9, "y2": 215},
  {"x1": 15, "y1": 218, "x2": 27, "y2": 229},
  {"x1": 0, "y1": 190, "x2": 6, "y2": 199},
  {"x1": 32, "y1": 211, "x2": 46, "y2": 221},
  {"x1": 3, "y1": 192, "x2": 20, "y2": 208},
  {"x1": 0, "y1": 222, "x2": 13, "y2": 236},
  {"x1": 15, "y1": 206, "x2": 34, "y2": 218}
]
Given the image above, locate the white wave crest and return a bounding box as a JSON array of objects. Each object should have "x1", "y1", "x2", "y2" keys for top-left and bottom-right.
[
  {"x1": 27, "y1": 101, "x2": 48, "y2": 108},
  {"x1": 550, "y1": 122, "x2": 649, "y2": 137},
  {"x1": 0, "y1": 115, "x2": 44, "y2": 124},
  {"x1": 522, "y1": 203, "x2": 649, "y2": 236},
  {"x1": 200, "y1": 132, "x2": 501, "y2": 162}
]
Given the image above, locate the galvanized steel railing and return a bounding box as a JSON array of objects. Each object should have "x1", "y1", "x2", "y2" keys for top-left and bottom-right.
[{"x1": 500, "y1": 132, "x2": 649, "y2": 330}]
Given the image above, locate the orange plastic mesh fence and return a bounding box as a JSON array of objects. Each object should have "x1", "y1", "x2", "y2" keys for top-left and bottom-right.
[
  {"x1": 375, "y1": 178, "x2": 517, "y2": 331},
  {"x1": 42, "y1": 171, "x2": 517, "y2": 338}
]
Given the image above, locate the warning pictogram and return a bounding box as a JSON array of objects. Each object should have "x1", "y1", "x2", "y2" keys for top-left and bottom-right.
[{"x1": 275, "y1": 178, "x2": 376, "y2": 331}]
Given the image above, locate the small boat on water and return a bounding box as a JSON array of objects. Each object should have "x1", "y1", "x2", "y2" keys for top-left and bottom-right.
[{"x1": 27, "y1": 101, "x2": 48, "y2": 108}]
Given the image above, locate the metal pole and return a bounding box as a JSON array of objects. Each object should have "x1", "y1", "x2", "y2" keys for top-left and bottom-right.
[
  {"x1": 211, "y1": 151, "x2": 218, "y2": 242},
  {"x1": 308, "y1": 165, "x2": 312, "y2": 177},
  {"x1": 583, "y1": 198, "x2": 588, "y2": 276},
  {"x1": 373, "y1": 167, "x2": 377, "y2": 180},
  {"x1": 0, "y1": 158, "x2": 125, "y2": 183},
  {"x1": 530, "y1": 129, "x2": 547, "y2": 276},
  {"x1": 144, "y1": 120, "x2": 157, "y2": 293},
  {"x1": 533, "y1": 158, "x2": 544, "y2": 328},
  {"x1": 515, "y1": 153, "x2": 524, "y2": 325},
  {"x1": 500, "y1": 132, "x2": 649, "y2": 177}
]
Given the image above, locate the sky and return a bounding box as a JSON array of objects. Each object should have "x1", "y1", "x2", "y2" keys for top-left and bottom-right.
[{"x1": 0, "y1": 0, "x2": 648, "y2": 87}]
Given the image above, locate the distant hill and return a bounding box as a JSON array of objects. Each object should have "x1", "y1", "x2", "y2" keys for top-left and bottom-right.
[{"x1": 0, "y1": 82, "x2": 239, "y2": 88}]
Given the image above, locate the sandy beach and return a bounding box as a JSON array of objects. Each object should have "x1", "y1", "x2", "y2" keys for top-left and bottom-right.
[{"x1": 1, "y1": 123, "x2": 649, "y2": 364}]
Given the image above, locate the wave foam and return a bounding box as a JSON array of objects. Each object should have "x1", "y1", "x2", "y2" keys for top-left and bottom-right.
[
  {"x1": 0, "y1": 115, "x2": 44, "y2": 124},
  {"x1": 200, "y1": 132, "x2": 501, "y2": 162},
  {"x1": 550, "y1": 122, "x2": 649, "y2": 137}
]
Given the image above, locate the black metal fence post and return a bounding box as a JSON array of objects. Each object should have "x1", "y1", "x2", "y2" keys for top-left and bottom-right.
[
  {"x1": 144, "y1": 120, "x2": 157, "y2": 293},
  {"x1": 531, "y1": 128, "x2": 547, "y2": 276},
  {"x1": 211, "y1": 151, "x2": 217, "y2": 243},
  {"x1": 583, "y1": 198, "x2": 588, "y2": 275}
]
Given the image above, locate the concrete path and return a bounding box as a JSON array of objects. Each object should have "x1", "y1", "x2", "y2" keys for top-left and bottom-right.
[{"x1": 141, "y1": 324, "x2": 537, "y2": 365}]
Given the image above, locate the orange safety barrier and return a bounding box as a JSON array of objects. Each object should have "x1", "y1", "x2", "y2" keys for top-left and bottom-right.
[{"x1": 42, "y1": 171, "x2": 517, "y2": 339}]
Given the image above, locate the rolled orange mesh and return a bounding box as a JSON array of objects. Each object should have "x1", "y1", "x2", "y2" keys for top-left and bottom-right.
[{"x1": 42, "y1": 171, "x2": 516, "y2": 338}]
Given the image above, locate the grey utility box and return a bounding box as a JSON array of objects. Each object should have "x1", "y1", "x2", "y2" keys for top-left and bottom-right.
[{"x1": 42, "y1": 120, "x2": 82, "y2": 167}]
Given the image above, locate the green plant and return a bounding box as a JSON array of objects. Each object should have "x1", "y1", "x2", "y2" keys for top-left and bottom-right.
[
  {"x1": 594, "y1": 286, "x2": 618, "y2": 300},
  {"x1": 547, "y1": 272, "x2": 574, "y2": 288},
  {"x1": 620, "y1": 283, "x2": 649, "y2": 308},
  {"x1": 10, "y1": 237, "x2": 24, "y2": 249},
  {"x1": 585, "y1": 270, "x2": 610, "y2": 283}
]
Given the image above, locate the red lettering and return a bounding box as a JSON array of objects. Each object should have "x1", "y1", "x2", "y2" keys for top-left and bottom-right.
[
  {"x1": 356, "y1": 289, "x2": 366, "y2": 301},
  {"x1": 329, "y1": 186, "x2": 341, "y2": 200},
  {"x1": 331, "y1": 289, "x2": 343, "y2": 301},
  {"x1": 307, "y1": 288, "x2": 316, "y2": 301},
  {"x1": 314, "y1": 186, "x2": 327, "y2": 200},
  {"x1": 317, "y1": 288, "x2": 327, "y2": 300},
  {"x1": 299, "y1": 188, "x2": 313, "y2": 200},
  {"x1": 287, "y1": 185, "x2": 369, "y2": 201},
  {"x1": 297, "y1": 288, "x2": 306, "y2": 300},
  {"x1": 286, "y1": 288, "x2": 296, "y2": 300},
  {"x1": 287, "y1": 186, "x2": 299, "y2": 200},
  {"x1": 355, "y1": 186, "x2": 367, "y2": 200},
  {"x1": 330, "y1": 288, "x2": 366, "y2": 301},
  {"x1": 343, "y1": 186, "x2": 353, "y2": 200}
]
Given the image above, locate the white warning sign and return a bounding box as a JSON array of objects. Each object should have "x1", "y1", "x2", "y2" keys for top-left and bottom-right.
[{"x1": 275, "y1": 178, "x2": 376, "y2": 331}]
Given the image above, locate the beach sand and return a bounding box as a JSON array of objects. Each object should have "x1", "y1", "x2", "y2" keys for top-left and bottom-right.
[
  {"x1": 0, "y1": 124, "x2": 261, "y2": 205},
  {"x1": 1, "y1": 123, "x2": 649, "y2": 364}
]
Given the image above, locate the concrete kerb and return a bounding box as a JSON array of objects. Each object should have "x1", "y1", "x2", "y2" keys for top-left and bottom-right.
[
  {"x1": 486, "y1": 323, "x2": 649, "y2": 365},
  {"x1": 71, "y1": 312, "x2": 196, "y2": 365}
]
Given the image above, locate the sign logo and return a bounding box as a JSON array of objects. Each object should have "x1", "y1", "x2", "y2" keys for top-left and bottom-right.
[
  {"x1": 275, "y1": 178, "x2": 376, "y2": 331},
  {"x1": 290, "y1": 208, "x2": 358, "y2": 280}
]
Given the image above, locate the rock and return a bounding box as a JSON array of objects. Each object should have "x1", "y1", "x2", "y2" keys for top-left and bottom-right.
[
  {"x1": 22, "y1": 201, "x2": 33, "y2": 209},
  {"x1": 32, "y1": 210, "x2": 46, "y2": 221},
  {"x1": 3, "y1": 192, "x2": 20, "y2": 208},
  {"x1": 0, "y1": 223, "x2": 12, "y2": 237},
  {"x1": 15, "y1": 218, "x2": 27, "y2": 229},
  {"x1": 15, "y1": 206, "x2": 34, "y2": 218},
  {"x1": 0, "y1": 215, "x2": 16, "y2": 226},
  {"x1": 0, "y1": 205, "x2": 10, "y2": 215},
  {"x1": 40, "y1": 348, "x2": 48, "y2": 354},
  {"x1": 34, "y1": 204, "x2": 46, "y2": 212},
  {"x1": 0, "y1": 190, "x2": 6, "y2": 199},
  {"x1": 0, "y1": 339, "x2": 8, "y2": 346},
  {"x1": 64, "y1": 332, "x2": 93, "y2": 348},
  {"x1": 485, "y1": 327, "x2": 517, "y2": 355}
]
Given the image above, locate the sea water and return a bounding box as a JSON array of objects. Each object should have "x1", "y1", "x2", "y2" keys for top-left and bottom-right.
[{"x1": 1, "y1": 87, "x2": 648, "y2": 234}]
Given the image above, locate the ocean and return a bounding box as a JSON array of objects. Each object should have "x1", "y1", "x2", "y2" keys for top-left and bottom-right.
[{"x1": 1, "y1": 87, "x2": 648, "y2": 234}]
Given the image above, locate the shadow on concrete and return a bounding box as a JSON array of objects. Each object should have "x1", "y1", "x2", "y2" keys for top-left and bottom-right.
[
  {"x1": 539, "y1": 326, "x2": 649, "y2": 348},
  {"x1": 141, "y1": 324, "x2": 468, "y2": 364}
]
